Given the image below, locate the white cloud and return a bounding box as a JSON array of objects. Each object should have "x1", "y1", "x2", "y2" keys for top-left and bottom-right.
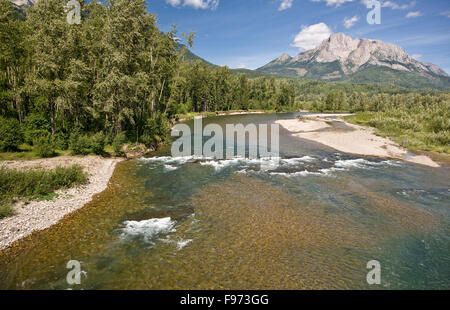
[
  {"x1": 406, "y1": 11, "x2": 422, "y2": 18},
  {"x1": 292, "y1": 23, "x2": 332, "y2": 51},
  {"x1": 166, "y1": 0, "x2": 219, "y2": 10},
  {"x1": 279, "y1": 0, "x2": 293, "y2": 11},
  {"x1": 382, "y1": 1, "x2": 416, "y2": 10},
  {"x1": 166, "y1": 0, "x2": 182, "y2": 6},
  {"x1": 311, "y1": 0, "x2": 354, "y2": 7},
  {"x1": 343, "y1": 15, "x2": 360, "y2": 28},
  {"x1": 412, "y1": 54, "x2": 423, "y2": 60},
  {"x1": 439, "y1": 11, "x2": 450, "y2": 18}
]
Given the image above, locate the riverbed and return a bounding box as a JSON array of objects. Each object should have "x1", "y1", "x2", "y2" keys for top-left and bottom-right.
[{"x1": 0, "y1": 113, "x2": 448, "y2": 289}]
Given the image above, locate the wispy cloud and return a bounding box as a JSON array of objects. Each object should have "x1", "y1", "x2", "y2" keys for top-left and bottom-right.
[
  {"x1": 311, "y1": 0, "x2": 354, "y2": 7},
  {"x1": 292, "y1": 23, "x2": 332, "y2": 51},
  {"x1": 412, "y1": 54, "x2": 423, "y2": 60},
  {"x1": 343, "y1": 15, "x2": 360, "y2": 28},
  {"x1": 406, "y1": 11, "x2": 422, "y2": 18},
  {"x1": 382, "y1": 1, "x2": 416, "y2": 10},
  {"x1": 439, "y1": 11, "x2": 450, "y2": 18},
  {"x1": 166, "y1": 0, "x2": 219, "y2": 10},
  {"x1": 279, "y1": 0, "x2": 294, "y2": 11}
]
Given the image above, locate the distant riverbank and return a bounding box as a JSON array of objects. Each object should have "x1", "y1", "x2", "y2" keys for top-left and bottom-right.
[
  {"x1": 0, "y1": 156, "x2": 123, "y2": 250},
  {"x1": 276, "y1": 114, "x2": 440, "y2": 168},
  {"x1": 176, "y1": 109, "x2": 274, "y2": 122}
]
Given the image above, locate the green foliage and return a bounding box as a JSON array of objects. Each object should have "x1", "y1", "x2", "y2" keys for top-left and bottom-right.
[
  {"x1": 141, "y1": 113, "x2": 170, "y2": 147},
  {"x1": 70, "y1": 131, "x2": 91, "y2": 155},
  {"x1": 22, "y1": 113, "x2": 52, "y2": 145},
  {"x1": 91, "y1": 132, "x2": 106, "y2": 155},
  {"x1": 53, "y1": 132, "x2": 69, "y2": 150},
  {"x1": 0, "y1": 165, "x2": 88, "y2": 217},
  {"x1": 33, "y1": 134, "x2": 55, "y2": 158},
  {"x1": 0, "y1": 116, "x2": 23, "y2": 151},
  {"x1": 112, "y1": 132, "x2": 127, "y2": 155},
  {"x1": 344, "y1": 99, "x2": 450, "y2": 153},
  {"x1": 0, "y1": 204, "x2": 14, "y2": 219}
]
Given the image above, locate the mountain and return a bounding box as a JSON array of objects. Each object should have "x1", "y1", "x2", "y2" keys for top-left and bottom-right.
[
  {"x1": 9, "y1": 0, "x2": 36, "y2": 10},
  {"x1": 258, "y1": 33, "x2": 450, "y2": 90}
]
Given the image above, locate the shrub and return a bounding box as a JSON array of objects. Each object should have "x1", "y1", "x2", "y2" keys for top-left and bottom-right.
[
  {"x1": 141, "y1": 113, "x2": 169, "y2": 147},
  {"x1": 33, "y1": 134, "x2": 55, "y2": 158},
  {"x1": 0, "y1": 204, "x2": 15, "y2": 219},
  {"x1": 0, "y1": 117, "x2": 23, "y2": 151},
  {"x1": 70, "y1": 131, "x2": 91, "y2": 155},
  {"x1": 91, "y1": 132, "x2": 105, "y2": 155},
  {"x1": 0, "y1": 165, "x2": 88, "y2": 207},
  {"x1": 22, "y1": 113, "x2": 51, "y2": 145},
  {"x1": 112, "y1": 132, "x2": 126, "y2": 154},
  {"x1": 53, "y1": 132, "x2": 69, "y2": 150}
]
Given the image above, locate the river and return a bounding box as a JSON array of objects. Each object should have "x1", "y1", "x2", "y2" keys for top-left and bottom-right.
[{"x1": 0, "y1": 113, "x2": 449, "y2": 289}]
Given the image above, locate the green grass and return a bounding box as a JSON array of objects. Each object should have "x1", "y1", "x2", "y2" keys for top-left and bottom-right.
[
  {"x1": 0, "y1": 142, "x2": 118, "y2": 161},
  {"x1": 0, "y1": 144, "x2": 72, "y2": 161},
  {"x1": 344, "y1": 112, "x2": 450, "y2": 154},
  {"x1": 0, "y1": 165, "x2": 88, "y2": 219},
  {"x1": 0, "y1": 204, "x2": 15, "y2": 219}
]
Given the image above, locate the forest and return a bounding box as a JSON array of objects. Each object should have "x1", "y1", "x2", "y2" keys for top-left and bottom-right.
[{"x1": 0, "y1": 0, "x2": 448, "y2": 157}]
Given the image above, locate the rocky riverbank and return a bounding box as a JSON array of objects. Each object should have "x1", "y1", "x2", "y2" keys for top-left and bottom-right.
[{"x1": 0, "y1": 156, "x2": 123, "y2": 250}]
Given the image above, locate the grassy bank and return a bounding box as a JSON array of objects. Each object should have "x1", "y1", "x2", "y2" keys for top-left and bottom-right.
[
  {"x1": 0, "y1": 165, "x2": 88, "y2": 219},
  {"x1": 344, "y1": 112, "x2": 449, "y2": 154},
  {"x1": 0, "y1": 144, "x2": 72, "y2": 161}
]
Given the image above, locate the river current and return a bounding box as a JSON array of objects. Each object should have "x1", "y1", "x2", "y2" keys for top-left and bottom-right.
[{"x1": 0, "y1": 113, "x2": 449, "y2": 289}]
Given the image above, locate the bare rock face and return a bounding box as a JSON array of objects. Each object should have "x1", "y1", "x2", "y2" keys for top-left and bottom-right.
[
  {"x1": 9, "y1": 0, "x2": 37, "y2": 9},
  {"x1": 293, "y1": 33, "x2": 447, "y2": 77},
  {"x1": 260, "y1": 33, "x2": 449, "y2": 85},
  {"x1": 422, "y1": 62, "x2": 449, "y2": 77},
  {"x1": 276, "y1": 53, "x2": 292, "y2": 63}
]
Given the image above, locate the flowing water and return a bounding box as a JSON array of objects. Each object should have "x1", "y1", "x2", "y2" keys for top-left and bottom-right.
[{"x1": 0, "y1": 113, "x2": 449, "y2": 289}]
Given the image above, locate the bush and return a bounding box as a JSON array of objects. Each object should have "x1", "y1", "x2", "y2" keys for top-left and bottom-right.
[
  {"x1": 0, "y1": 165, "x2": 88, "y2": 207},
  {"x1": 22, "y1": 113, "x2": 51, "y2": 145},
  {"x1": 141, "y1": 113, "x2": 169, "y2": 147},
  {"x1": 0, "y1": 117, "x2": 23, "y2": 152},
  {"x1": 0, "y1": 204, "x2": 15, "y2": 219},
  {"x1": 91, "y1": 132, "x2": 105, "y2": 155},
  {"x1": 53, "y1": 132, "x2": 69, "y2": 150},
  {"x1": 70, "y1": 131, "x2": 91, "y2": 155},
  {"x1": 33, "y1": 134, "x2": 55, "y2": 158},
  {"x1": 112, "y1": 132, "x2": 126, "y2": 154}
]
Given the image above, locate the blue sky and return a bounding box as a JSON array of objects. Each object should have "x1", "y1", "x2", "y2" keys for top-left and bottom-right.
[{"x1": 146, "y1": 0, "x2": 450, "y2": 73}]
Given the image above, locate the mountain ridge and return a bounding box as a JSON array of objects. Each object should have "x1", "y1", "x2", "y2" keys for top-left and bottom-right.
[{"x1": 258, "y1": 33, "x2": 449, "y2": 89}]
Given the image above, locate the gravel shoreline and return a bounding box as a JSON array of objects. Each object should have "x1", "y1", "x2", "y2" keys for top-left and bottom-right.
[
  {"x1": 0, "y1": 156, "x2": 124, "y2": 250},
  {"x1": 276, "y1": 114, "x2": 439, "y2": 168}
]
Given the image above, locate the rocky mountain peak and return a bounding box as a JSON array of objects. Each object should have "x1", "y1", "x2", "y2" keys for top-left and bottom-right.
[
  {"x1": 9, "y1": 0, "x2": 37, "y2": 9},
  {"x1": 259, "y1": 32, "x2": 448, "y2": 83},
  {"x1": 276, "y1": 53, "x2": 292, "y2": 62}
]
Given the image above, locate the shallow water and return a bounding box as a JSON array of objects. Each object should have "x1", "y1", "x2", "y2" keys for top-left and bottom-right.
[{"x1": 0, "y1": 113, "x2": 449, "y2": 289}]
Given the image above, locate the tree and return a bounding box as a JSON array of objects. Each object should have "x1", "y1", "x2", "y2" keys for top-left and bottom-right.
[{"x1": 0, "y1": 0, "x2": 29, "y2": 121}]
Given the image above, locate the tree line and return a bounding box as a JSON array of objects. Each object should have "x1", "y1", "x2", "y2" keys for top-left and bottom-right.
[
  {"x1": 0, "y1": 0, "x2": 448, "y2": 156},
  {"x1": 0, "y1": 0, "x2": 298, "y2": 154}
]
